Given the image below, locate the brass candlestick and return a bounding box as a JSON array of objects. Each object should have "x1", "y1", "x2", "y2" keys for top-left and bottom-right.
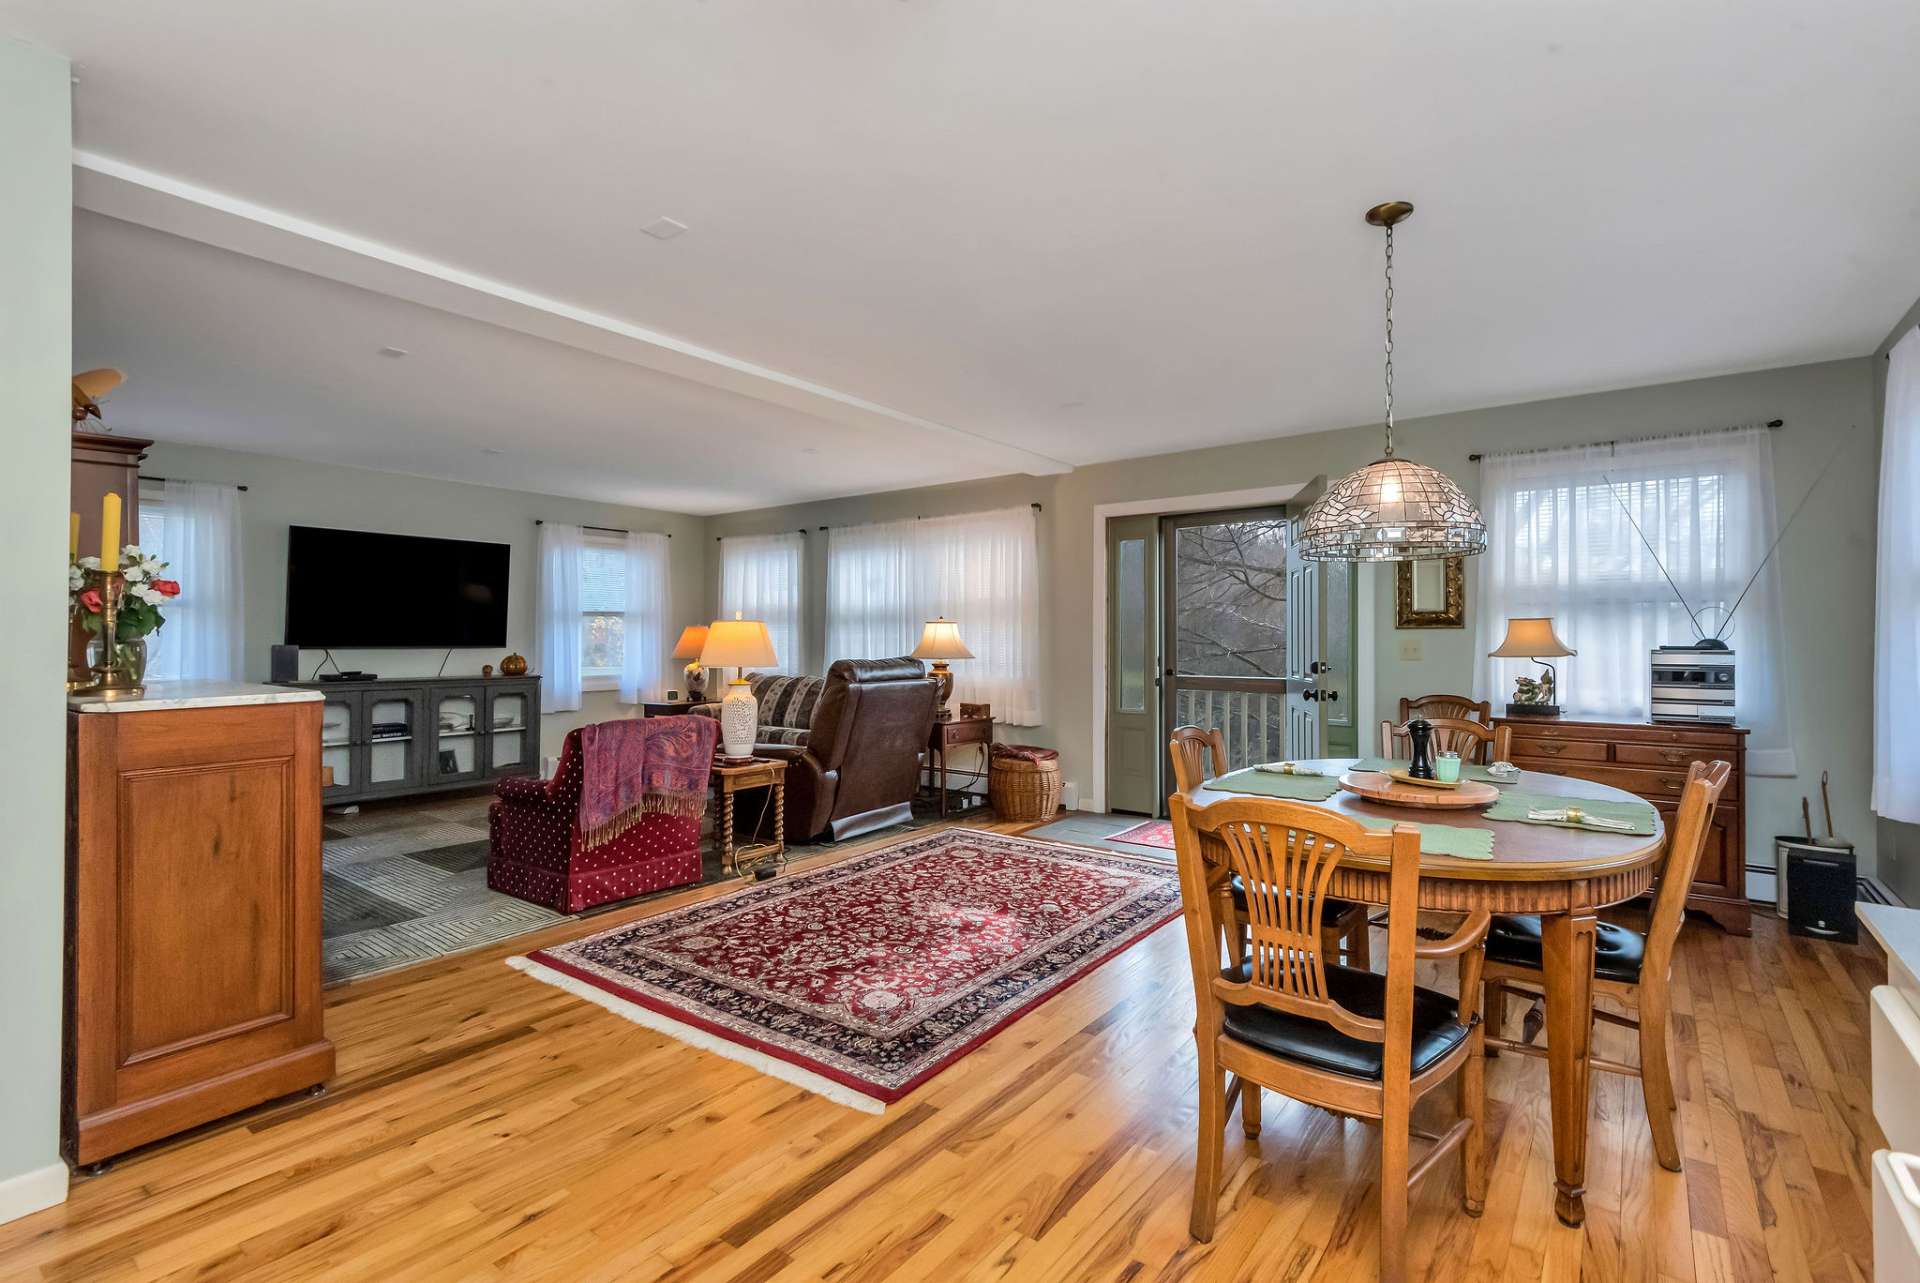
[{"x1": 80, "y1": 568, "x2": 144, "y2": 698}]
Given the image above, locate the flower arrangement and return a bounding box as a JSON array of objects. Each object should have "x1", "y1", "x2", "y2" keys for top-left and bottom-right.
[{"x1": 71, "y1": 546, "x2": 181, "y2": 645}]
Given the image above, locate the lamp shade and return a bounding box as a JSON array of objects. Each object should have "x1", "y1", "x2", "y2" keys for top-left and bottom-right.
[
  {"x1": 701, "y1": 617, "x2": 778, "y2": 669},
  {"x1": 1297, "y1": 457, "x2": 1489, "y2": 562},
  {"x1": 671, "y1": 624, "x2": 710, "y2": 661},
  {"x1": 910, "y1": 617, "x2": 974, "y2": 661},
  {"x1": 1488, "y1": 617, "x2": 1575, "y2": 659}
]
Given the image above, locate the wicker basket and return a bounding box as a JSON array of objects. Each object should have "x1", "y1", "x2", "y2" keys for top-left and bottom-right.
[{"x1": 989, "y1": 754, "x2": 1063, "y2": 822}]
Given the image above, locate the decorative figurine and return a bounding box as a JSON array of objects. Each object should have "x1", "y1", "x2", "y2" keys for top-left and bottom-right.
[
  {"x1": 482, "y1": 663, "x2": 494, "y2": 677},
  {"x1": 1406, "y1": 718, "x2": 1436, "y2": 780}
]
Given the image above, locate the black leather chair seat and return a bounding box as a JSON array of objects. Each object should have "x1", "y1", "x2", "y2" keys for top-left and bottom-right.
[
  {"x1": 1484, "y1": 914, "x2": 1645, "y2": 984},
  {"x1": 1220, "y1": 962, "x2": 1471, "y2": 1080},
  {"x1": 1229, "y1": 875, "x2": 1363, "y2": 923}
]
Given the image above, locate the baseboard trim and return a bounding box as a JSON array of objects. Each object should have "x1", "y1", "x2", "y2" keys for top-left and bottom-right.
[{"x1": 0, "y1": 1161, "x2": 68, "y2": 1226}]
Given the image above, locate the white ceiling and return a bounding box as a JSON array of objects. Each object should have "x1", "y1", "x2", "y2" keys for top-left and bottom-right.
[{"x1": 15, "y1": 1, "x2": 1920, "y2": 512}]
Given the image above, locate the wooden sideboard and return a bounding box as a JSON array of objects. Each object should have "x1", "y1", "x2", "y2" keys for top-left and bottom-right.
[
  {"x1": 1494, "y1": 716, "x2": 1751, "y2": 934},
  {"x1": 66, "y1": 685, "x2": 335, "y2": 1166}
]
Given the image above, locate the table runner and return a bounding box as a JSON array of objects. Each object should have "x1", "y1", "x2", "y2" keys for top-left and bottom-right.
[
  {"x1": 1352, "y1": 816, "x2": 1496, "y2": 860},
  {"x1": 1205, "y1": 767, "x2": 1342, "y2": 802}
]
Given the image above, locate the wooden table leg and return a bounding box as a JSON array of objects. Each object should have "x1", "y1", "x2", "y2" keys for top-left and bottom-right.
[
  {"x1": 937, "y1": 744, "x2": 949, "y2": 818},
  {"x1": 721, "y1": 785, "x2": 737, "y2": 875},
  {"x1": 1541, "y1": 908, "x2": 1598, "y2": 1227},
  {"x1": 773, "y1": 777, "x2": 786, "y2": 870}
]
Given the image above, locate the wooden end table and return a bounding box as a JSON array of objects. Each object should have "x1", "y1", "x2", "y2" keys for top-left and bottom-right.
[
  {"x1": 711, "y1": 757, "x2": 787, "y2": 876},
  {"x1": 641, "y1": 701, "x2": 717, "y2": 718},
  {"x1": 928, "y1": 715, "x2": 993, "y2": 817}
]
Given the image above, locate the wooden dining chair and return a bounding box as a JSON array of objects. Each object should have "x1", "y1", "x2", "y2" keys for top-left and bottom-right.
[
  {"x1": 1480, "y1": 759, "x2": 1731, "y2": 1172},
  {"x1": 1169, "y1": 725, "x2": 1371, "y2": 968},
  {"x1": 1378, "y1": 716, "x2": 1512, "y2": 766},
  {"x1": 1399, "y1": 693, "x2": 1493, "y2": 727},
  {"x1": 1168, "y1": 791, "x2": 1490, "y2": 1283}
]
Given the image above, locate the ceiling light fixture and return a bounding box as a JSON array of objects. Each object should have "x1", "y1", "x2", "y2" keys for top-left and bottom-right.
[
  {"x1": 1296, "y1": 201, "x2": 1487, "y2": 563},
  {"x1": 378, "y1": 346, "x2": 408, "y2": 358}
]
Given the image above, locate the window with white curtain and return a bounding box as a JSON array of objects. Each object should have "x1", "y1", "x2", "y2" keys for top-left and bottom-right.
[
  {"x1": 826, "y1": 506, "x2": 1042, "y2": 725},
  {"x1": 1875, "y1": 328, "x2": 1920, "y2": 821},
  {"x1": 720, "y1": 532, "x2": 805, "y2": 674},
  {"x1": 136, "y1": 480, "x2": 244, "y2": 682},
  {"x1": 1474, "y1": 427, "x2": 1795, "y2": 775},
  {"x1": 536, "y1": 523, "x2": 669, "y2": 708}
]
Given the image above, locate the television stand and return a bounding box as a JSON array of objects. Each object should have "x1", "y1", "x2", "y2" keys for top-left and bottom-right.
[{"x1": 280, "y1": 673, "x2": 541, "y2": 806}]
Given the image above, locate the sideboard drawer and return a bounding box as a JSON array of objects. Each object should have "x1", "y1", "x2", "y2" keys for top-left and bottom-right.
[
  {"x1": 1508, "y1": 736, "x2": 1610, "y2": 763},
  {"x1": 1616, "y1": 743, "x2": 1738, "y2": 771}
]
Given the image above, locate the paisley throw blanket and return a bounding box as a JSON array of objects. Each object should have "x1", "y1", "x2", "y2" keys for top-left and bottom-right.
[{"x1": 578, "y1": 716, "x2": 717, "y2": 850}]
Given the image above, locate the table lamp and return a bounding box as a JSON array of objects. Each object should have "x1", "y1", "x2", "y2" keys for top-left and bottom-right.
[
  {"x1": 1488, "y1": 616, "x2": 1576, "y2": 717},
  {"x1": 911, "y1": 616, "x2": 973, "y2": 719},
  {"x1": 672, "y1": 624, "x2": 711, "y2": 701},
  {"x1": 702, "y1": 615, "x2": 778, "y2": 760}
]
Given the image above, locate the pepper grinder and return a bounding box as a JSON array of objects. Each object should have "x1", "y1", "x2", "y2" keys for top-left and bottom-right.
[{"x1": 1406, "y1": 718, "x2": 1436, "y2": 780}]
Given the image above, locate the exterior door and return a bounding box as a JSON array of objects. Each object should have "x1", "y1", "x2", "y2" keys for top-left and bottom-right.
[
  {"x1": 1161, "y1": 508, "x2": 1297, "y2": 779},
  {"x1": 1285, "y1": 514, "x2": 1323, "y2": 758},
  {"x1": 1105, "y1": 515, "x2": 1160, "y2": 815}
]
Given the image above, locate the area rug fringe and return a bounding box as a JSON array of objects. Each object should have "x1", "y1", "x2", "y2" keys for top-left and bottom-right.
[{"x1": 504, "y1": 954, "x2": 886, "y2": 1114}]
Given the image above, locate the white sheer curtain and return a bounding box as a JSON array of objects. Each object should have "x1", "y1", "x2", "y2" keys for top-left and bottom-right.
[
  {"x1": 144, "y1": 480, "x2": 244, "y2": 682},
  {"x1": 1474, "y1": 427, "x2": 1796, "y2": 775},
  {"x1": 535, "y1": 522, "x2": 584, "y2": 713},
  {"x1": 1876, "y1": 329, "x2": 1920, "y2": 820},
  {"x1": 619, "y1": 530, "x2": 671, "y2": 704},
  {"x1": 721, "y1": 532, "x2": 806, "y2": 674},
  {"x1": 826, "y1": 506, "x2": 1043, "y2": 725}
]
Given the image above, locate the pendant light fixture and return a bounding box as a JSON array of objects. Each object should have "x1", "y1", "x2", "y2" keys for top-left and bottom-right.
[{"x1": 1297, "y1": 201, "x2": 1487, "y2": 562}]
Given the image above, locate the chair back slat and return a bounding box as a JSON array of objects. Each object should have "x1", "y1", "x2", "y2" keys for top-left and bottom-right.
[
  {"x1": 1378, "y1": 716, "x2": 1510, "y2": 766},
  {"x1": 1169, "y1": 725, "x2": 1229, "y2": 794},
  {"x1": 1642, "y1": 760, "x2": 1732, "y2": 977},
  {"x1": 1399, "y1": 693, "x2": 1493, "y2": 726},
  {"x1": 1170, "y1": 792, "x2": 1423, "y2": 1046}
]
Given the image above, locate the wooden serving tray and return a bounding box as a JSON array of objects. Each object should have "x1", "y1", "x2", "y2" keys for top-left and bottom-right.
[{"x1": 1339, "y1": 769, "x2": 1500, "y2": 809}]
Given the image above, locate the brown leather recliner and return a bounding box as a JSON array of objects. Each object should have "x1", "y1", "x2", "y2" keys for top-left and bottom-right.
[{"x1": 757, "y1": 657, "x2": 939, "y2": 842}]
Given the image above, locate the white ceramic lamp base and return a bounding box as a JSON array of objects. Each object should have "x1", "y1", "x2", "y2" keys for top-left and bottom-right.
[{"x1": 719, "y1": 679, "x2": 758, "y2": 759}]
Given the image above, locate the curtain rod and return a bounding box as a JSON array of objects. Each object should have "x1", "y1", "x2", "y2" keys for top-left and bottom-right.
[
  {"x1": 1467, "y1": 419, "x2": 1783, "y2": 464},
  {"x1": 814, "y1": 501, "x2": 1043, "y2": 533},
  {"x1": 138, "y1": 473, "x2": 248, "y2": 492},
  {"x1": 715, "y1": 529, "x2": 811, "y2": 542},
  {"x1": 533, "y1": 520, "x2": 671, "y2": 538}
]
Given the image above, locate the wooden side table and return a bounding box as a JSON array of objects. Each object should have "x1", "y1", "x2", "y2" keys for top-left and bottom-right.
[
  {"x1": 928, "y1": 715, "x2": 994, "y2": 818},
  {"x1": 711, "y1": 757, "x2": 787, "y2": 876},
  {"x1": 641, "y1": 701, "x2": 716, "y2": 718}
]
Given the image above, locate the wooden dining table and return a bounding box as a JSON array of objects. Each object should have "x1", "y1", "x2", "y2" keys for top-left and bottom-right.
[{"x1": 1188, "y1": 758, "x2": 1669, "y2": 1228}]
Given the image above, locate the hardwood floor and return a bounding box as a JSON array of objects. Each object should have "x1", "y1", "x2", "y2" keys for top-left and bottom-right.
[{"x1": 0, "y1": 817, "x2": 1887, "y2": 1282}]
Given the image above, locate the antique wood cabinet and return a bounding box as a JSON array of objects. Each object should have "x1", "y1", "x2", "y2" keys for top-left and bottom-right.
[
  {"x1": 66, "y1": 686, "x2": 335, "y2": 1166},
  {"x1": 1495, "y1": 716, "x2": 1750, "y2": 934}
]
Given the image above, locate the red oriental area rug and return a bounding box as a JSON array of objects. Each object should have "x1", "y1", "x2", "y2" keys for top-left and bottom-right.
[
  {"x1": 1106, "y1": 819, "x2": 1177, "y2": 851},
  {"x1": 508, "y1": 828, "x2": 1181, "y2": 1111}
]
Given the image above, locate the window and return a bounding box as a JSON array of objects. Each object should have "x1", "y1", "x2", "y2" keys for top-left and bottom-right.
[
  {"x1": 535, "y1": 523, "x2": 669, "y2": 712},
  {"x1": 1474, "y1": 427, "x2": 1794, "y2": 775},
  {"x1": 720, "y1": 532, "x2": 805, "y2": 674},
  {"x1": 132, "y1": 481, "x2": 244, "y2": 682},
  {"x1": 826, "y1": 506, "x2": 1042, "y2": 725},
  {"x1": 579, "y1": 532, "x2": 628, "y2": 685}
]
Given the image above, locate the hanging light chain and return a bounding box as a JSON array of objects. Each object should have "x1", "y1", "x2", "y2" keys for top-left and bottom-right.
[{"x1": 1382, "y1": 221, "x2": 1396, "y2": 456}]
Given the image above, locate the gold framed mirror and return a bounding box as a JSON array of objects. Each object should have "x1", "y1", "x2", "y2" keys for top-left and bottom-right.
[{"x1": 1395, "y1": 556, "x2": 1465, "y2": 628}]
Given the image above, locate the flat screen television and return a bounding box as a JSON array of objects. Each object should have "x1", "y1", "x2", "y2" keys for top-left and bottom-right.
[{"x1": 284, "y1": 525, "x2": 511, "y2": 649}]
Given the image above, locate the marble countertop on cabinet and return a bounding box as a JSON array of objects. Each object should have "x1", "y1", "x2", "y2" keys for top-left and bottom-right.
[{"x1": 70, "y1": 680, "x2": 325, "y2": 714}]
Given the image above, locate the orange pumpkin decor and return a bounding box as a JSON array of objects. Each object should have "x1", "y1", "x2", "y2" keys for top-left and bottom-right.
[{"x1": 500, "y1": 653, "x2": 528, "y2": 676}]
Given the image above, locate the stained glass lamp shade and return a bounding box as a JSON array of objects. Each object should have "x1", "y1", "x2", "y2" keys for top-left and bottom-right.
[{"x1": 1297, "y1": 457, "x2": 1488, "y2": 562}]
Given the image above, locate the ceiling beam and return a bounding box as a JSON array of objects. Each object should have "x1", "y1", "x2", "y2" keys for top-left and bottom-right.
[{"x1": 71, "y1": 151, "x2": 1075, "y2": 478}]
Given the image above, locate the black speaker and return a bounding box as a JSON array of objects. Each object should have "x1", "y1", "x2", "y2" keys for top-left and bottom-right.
[
  {"x1": 270, "y1": 644, "x2": 300, "y2": 684},
  {"x1": 1784, "y1": 844, "x2": 1858, "y2": 943}
]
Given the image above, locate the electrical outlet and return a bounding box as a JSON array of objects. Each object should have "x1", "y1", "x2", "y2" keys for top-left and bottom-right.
[{"x1": 1398, "y1": 637, "x2": 1423, "y2": 661}]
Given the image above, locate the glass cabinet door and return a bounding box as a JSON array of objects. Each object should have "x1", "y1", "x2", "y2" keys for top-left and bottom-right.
[
  {"x1": 487, "y1": 688, "x2": 531, "y2": 777},
  {"x1": 430, "y1": 687, "x2": 486, "y2": 785},
  {"x1": 363, "y1": 687, "x2": 426, "y2": 795},
  {"x1": 319, "y1": 692, "x2": 358, "y2": 800}
]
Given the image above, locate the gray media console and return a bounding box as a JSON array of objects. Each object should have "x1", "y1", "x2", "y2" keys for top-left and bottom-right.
[{"x1": 283, "y1": 674, "x2": 543, "y2": 806}]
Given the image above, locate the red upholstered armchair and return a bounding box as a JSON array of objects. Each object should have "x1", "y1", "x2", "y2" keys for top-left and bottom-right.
[{"x1": 487, "y1": 724, "x2": 706, "y2": 913}]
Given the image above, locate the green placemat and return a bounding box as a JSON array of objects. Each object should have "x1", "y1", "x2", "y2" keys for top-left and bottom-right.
[
  {"x1": 1482, "y1": 788, "x2": 1657, "y2": 835},
  {"x1": 1206, "y1": 766, "x2": 1342, "y2": 802},
  {"x1": 1353, "y1": 816, "x2": 1496, "y2": 860},
  {"x1": 1351, "y1": 756, "x2": 1505, "y2": 783}
]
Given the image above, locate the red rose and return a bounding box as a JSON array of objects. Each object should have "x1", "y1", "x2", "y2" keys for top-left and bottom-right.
[
  {"x1": 79, "y1": 589, "x2": 103, "y2": 613},
  {"x1": 152, "y1": 579, "x2": 181, "y2": 597}
]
